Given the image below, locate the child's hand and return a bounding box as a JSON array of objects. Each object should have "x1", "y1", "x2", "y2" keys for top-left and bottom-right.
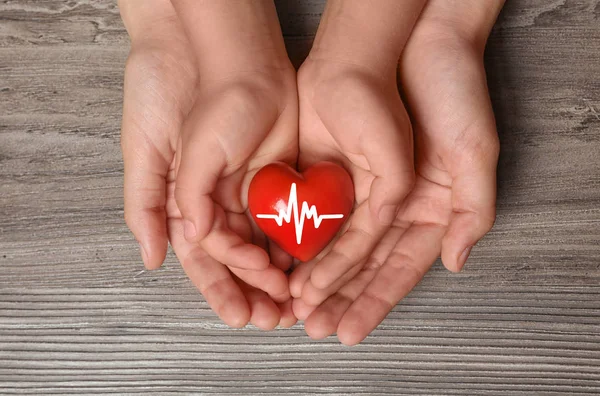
[
  {"x1": 289, "y1": 0, "x2": 425, "y2": 309},
  {"x1": 169, "y1": 0, "x2": 298, "y2": 307},
  {"x1": 119, "y1": 0, "x2": 297, "y2": 329},
  {"x1": 294, "y1": 0, "x2": 504, "y2": 344}
]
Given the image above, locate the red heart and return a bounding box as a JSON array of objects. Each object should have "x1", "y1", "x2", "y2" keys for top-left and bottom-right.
[{"x1": 248, "y1": 161, "x2": 354, "y2": 262}]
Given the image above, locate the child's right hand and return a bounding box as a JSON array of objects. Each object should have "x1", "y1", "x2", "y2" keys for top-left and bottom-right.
[{"x1": 119, "y1": 0, "x2": 297, "y2": 329}]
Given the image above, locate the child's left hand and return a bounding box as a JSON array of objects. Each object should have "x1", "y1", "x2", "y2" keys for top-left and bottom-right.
[{"x1": 119, "y1": 0, "x2": 297, "y2": 330}]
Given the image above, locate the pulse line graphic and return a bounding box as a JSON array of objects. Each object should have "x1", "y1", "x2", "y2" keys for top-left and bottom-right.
[{"x1": 255, "y1": 183, "x2": 344, "y2": 245}]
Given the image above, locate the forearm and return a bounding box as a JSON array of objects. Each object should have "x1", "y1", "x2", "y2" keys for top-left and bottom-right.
[
  {"x1": 170, "y1": 0, "x2": 290, "y2": 77},
  {"x1": 310, "y1": 0, "x2": 426, "y2": 75}
]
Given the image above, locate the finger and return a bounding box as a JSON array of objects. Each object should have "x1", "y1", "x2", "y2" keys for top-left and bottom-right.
[
  {"x1": 442, "y1": 139, "x2": 498, "y2": 272},
  {"x1": 301, "y1": 222, "x2": 407, "y2": 306},
  {"x1": 288, "y1": 219, "x2": 351, "y2": 298},
  {"x1": 304, "y1": 267, "x2": 376, "y2": 340},
  {"x1": 199, "y1": 207, "x2": 270, "y2": 270},
  {"x1": 122, "y1": 136, "x2": 169, "y2": 270},
  {"x1": 231, "y1": 266, "x2": 290, "y2": 303},
  {"x1": 302, "y1": 262, "x2": 363, "y2": 306},
  {"x1": 303, "y1": 222, "x2": 406, "y2": 339},
  {"x1": 174, "y1": 123, "x2": 226, "y2": 244},
  {"x1": 291, "y1": 298, "x2": 318, "y2": 321},
  {"x1": 226, "y1": 212, "x2": 288, "y2": 300},
  {"x1": 304, "y1": 294, "x2": 352, "y2": 340},
  {"x1": 121, "y1": 53, "x2": 174, "y2": 270},
  {"x1": 362, "y1": 113, "x2": 415, "y2": 226},
  {"x1": 336, "y1": 224, "x2": 445, "y2": 345},
  {"x1": 169, "y1": 217, "x2": 250, "y2": 328},
  {"x1": 308, "y1": 202, "x2": 383, "y2": 289},
  {"x1": 277, "y1": 299, "x2": 298, "y2": 328},
  {"x1": 289, "y1": 259, "x2": 317, "y2": 298},
  {"x1": 238, "y1": 282, "x2": 280, "y2": 331},
  {"x1": 268, "y1": 239, "x2": 294, "y2": 272}
]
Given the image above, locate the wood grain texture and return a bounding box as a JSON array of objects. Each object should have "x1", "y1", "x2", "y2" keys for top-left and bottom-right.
[{"x1": 1, "y1": 0, "x2": 600, "y2": 394}]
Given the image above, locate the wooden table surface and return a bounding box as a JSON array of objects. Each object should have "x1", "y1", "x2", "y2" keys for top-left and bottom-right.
[{"x1": 1, "y1": 1, "x2": 600, "y2": 394}]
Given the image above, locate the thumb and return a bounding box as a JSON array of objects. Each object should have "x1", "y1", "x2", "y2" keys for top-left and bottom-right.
[
  {"x1": 121, "y1": 92, "x2": 171, "y2": 270},
  {"x1": 363, "y1": 106, "x2": 415, "y2": 226},
  {"x1": 122, "y1": 144, "x2": 169, "y2": 270},
  {"x1": 120, "y1": 0, "x2": 196, "y2": 270},
  {"x1": 442, "y1": 132, "x2": 499, "y2": 272},
  {"x1": 174, "y1": 123, "x2": 225, "y2": 244},
  {"x1": 401, "y1": 0, "x2": 504, "y2": 272}
]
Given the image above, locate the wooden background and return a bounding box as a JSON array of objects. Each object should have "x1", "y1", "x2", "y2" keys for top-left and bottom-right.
[{"x1": 1, "y1": 0, "x2": 600, "y2": 394}]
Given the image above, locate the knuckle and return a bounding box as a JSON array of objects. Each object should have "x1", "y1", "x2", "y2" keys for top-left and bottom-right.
[
  {"x1": 465, "y1": 208, "x2": 496, "y2": 236},
  {"x1": 362, "y1": 289, "x2": 394, "y2": 312},
  {"x1": 364, "y1": 256, "x2": 384, "y2": 270},
  {"x1": 387, "y1": 251, "x2": 421, "y2": 276}
]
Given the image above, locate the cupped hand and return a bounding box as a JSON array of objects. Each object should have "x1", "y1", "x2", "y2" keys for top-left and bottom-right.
[
  {"x1": 288, "y1": 0, "x2": 425, "y2": 307},
  {"x1": 295, "y1": 0, "x2": 504, "y2": 345},
  {"x1": 119, "y1": 0, "x2": 297, "y2": 330},
  {"x1": 288, "y1": 58, "x2": 415, "y2": 303}
]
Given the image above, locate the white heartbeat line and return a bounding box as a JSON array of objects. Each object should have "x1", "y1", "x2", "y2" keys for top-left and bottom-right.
[{"x1": 255, "y1": 183, "x2": 344, "y2": 245}]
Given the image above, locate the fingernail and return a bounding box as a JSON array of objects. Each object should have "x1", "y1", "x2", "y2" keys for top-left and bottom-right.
[
  {"x1": 184, "y1": 219, "x2": 197, "y2": 240},
  {"x1": 458, "y1": 246, "x2": 473, "y2": 271},
  {"x1": 138, "y1": 242, "x2": 148, "y2": 266},
  {"x1": 378, "y1": 205, "x2": 398, "y2": 225}
]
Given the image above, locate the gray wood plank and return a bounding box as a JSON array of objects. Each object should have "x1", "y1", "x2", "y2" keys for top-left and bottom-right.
[{"x1": 1, "y1": 0, "x2": 600, "y2": 394}]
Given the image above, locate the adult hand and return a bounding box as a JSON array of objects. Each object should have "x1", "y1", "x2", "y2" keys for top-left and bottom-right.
[{"x1": 294, "y1": 0, "x2": 504, "y2": 345}]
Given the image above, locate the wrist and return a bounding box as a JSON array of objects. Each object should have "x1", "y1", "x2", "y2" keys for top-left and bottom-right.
[
  {"x1": 307, "y1": 44, "x2": 399, "y2": 80},
  {"x1": 171, "y1": 0, "x2": 292, "y2": 79},
  {"x1": 199, "y1": 41, "x2": 292, "y2": 79},
  {"x1": 308, "y1": 0, "x2": 426, "y2": 77},
  {"x1": 408, "y1": 0, "x2": 505, "y2": 54}
]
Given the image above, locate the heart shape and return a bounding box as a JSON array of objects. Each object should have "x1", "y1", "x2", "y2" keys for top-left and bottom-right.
[{"x1": 248, "y1": 161, "x2": 354, "y2": 262}]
